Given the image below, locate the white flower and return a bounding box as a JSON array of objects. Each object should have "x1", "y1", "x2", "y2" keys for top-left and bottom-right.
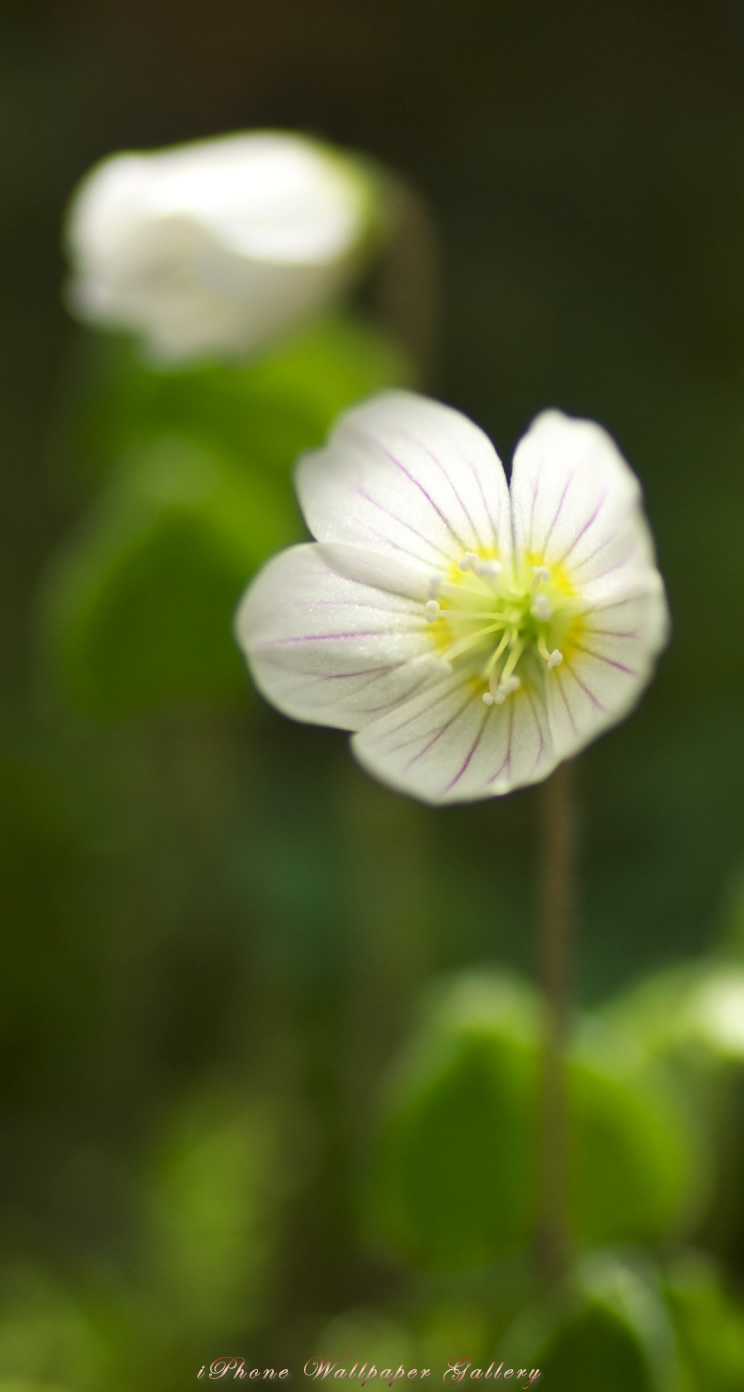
[
  {"x1": 65, "y1": 131, "x2": 377, "y2": 362},
  {"x1": 235, "y1": 392, "x2": 669, "y2": 804}
]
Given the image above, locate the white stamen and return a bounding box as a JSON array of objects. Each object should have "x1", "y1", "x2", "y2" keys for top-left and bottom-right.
[
  {"x1": 494, "y1": 675, "x2": 521, "y2": 705},
  {"x1": 458, "y1": 551, "x2": 480, "y2": 572},
  {"x1": 531, "y1": 564, "x2": 550, "y2": 592},
  {"x1": 427, "y1": 574, "x2": 441, "y2": 599},
  {"x1": 547, "y1": 649, "x2": 563, "y2": 669},
  {"x1": 424, "y1": 599, "x2": 440, "y2": 622},
  {"x1": 473, "y1": 558, "x2": 502, "y2": 580},
  {"x1": 531, "y1": 593, "x2": 552, "y2": 621},
  {"x1": 482, "y1": 691, "x2": 495, "y2": 706}
]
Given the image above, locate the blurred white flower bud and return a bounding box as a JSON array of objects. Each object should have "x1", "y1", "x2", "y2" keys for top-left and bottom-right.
[{"x1": 64, "y1": 131, "x2": 381, "y2": 363}]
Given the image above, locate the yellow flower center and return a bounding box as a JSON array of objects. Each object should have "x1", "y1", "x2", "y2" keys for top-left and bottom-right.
[{"x1": 424, "y1": 549, "x2": 583, "y2": 704}]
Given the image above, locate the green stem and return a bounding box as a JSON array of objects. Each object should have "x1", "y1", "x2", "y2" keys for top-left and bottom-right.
[{"x1": 536, "y1": 759, "x2": 576, "y2": 1284}]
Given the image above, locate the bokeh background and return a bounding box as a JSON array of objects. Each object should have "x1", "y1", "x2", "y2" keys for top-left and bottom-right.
[{"x1": 3, "y1": 1, "x2": 744, "y2": 1388}]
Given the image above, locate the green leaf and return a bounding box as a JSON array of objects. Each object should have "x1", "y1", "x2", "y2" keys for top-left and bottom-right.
[
  {"x1": 57, "y1": 313, "x2": 412, "y2": 488},
  {"x1": 366, "y1": 973, "x2": 541, "y2": 1267},
  {"x1": 43, "y1": 312, "x2": 410, "y2": 717},
  {"x1": 41, "y1": 434, "x2": 300, "y2": 715},
  {"x1": 599, "y1": 961, "x2": 744, "y2": 1066},
  {"x1": 567, "y1": 1024, "x2": 707, "y2": 1244},
  {"x1": 366, "y1": 971, "x2": 704, "y2": 1268},
  {"x1": 663, "y1": 1250, "x2": 744, "y2": 1392},
  {"x1": 503, "y1": 1253, "x2": 681, "y2": 1392}
]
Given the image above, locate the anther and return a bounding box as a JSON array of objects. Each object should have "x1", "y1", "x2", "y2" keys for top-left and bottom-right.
[
  {"x1": 531, "y1": 564, "x2": 550, "y2": 591},
  {"x1": 424, "y1": 599, "x2": 440, "y2": 623},
  {"x1": 482, "y1": 691, "x2": 495, "y2": 706},
  {"x1": 531, "y1": 593, "x2": 552, "y2": 621},
  {"x1": 494, "y1": 675, "x2": 521, "y2": 705},
  {"x1": 457, "y1": 551, "x2": 480, "y2": 572},
  {"x1": 473, "y1": 558, "x2": 502, "y2": 580},
  {"x1": 547, "y1": 649, "x2": 563, "y2": 669}
]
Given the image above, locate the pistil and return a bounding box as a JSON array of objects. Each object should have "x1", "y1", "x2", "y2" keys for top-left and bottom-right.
[{"x1": 422, "y1": 552, "x2": 575, "y2": 706}]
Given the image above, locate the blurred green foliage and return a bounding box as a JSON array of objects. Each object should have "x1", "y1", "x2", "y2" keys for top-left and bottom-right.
[
  {"x1": 368, "y1": 972, "x2": 704, "y2": 1268},
  {"x1": 41, "y1": 315, "x2": 409, "y2": 714},
  {"x1": 664, "y1": 1252, "x2": 744, "y2": 1392},
  {"x1": 600, "y1": 960, "x2": 744, "y2": 1066},
  {"x1": 368, "y1": 974, "x2": 540, "y2": 1267},
  {"x1": 56, "y1": 316, "x2": 411, "y2": 489},
  {"x1": 44, "y1": 435, "x2": 288, "y2": 712},
  {"x1": 506, "y1": 1253, "x2": 679, "y2": 1392},
  {"x1": 144, "y1": 1091, "x2": 289, "y2": 1331},
  {"x1": 0, "y1": 1268, "x2": 110, "y2": 1389}
]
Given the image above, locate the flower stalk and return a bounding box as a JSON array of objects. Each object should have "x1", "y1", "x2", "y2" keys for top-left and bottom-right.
[{"x1": 536, "y1": 759, "x2": 576, "y2": 1284}]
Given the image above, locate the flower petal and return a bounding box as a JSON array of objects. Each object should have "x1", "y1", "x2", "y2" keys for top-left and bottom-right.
[
  {"x1": 65, "y1": 154, "x2": 152, "y2": 273},
  {"x1": 234, "y1": 542, "x2": 445, "y2": 729},
  {"x1": 510, "y1": 410, "x2": 657, "y2": 588},
  {"x1": 141, "y1": 133, "x2": 365, "y2": 265},
  {"x1": 546, "y1": 573, "x2": 667, "y2": 760},
  {"x1": 581, "y1": 568, "x2": 669, "y2": 655},
  {"x1": 65, "y1": 132, "x2": 372, "y2": 362},
  {"x1": 352, "y1": 674, "x2": 557, "y2": 805},
  {"x1": 130, "y1": 241, "x2": 348, "y2": 361},
  {"x1": 297, "y1": 391, "x2": 513, "y2": 571}
]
